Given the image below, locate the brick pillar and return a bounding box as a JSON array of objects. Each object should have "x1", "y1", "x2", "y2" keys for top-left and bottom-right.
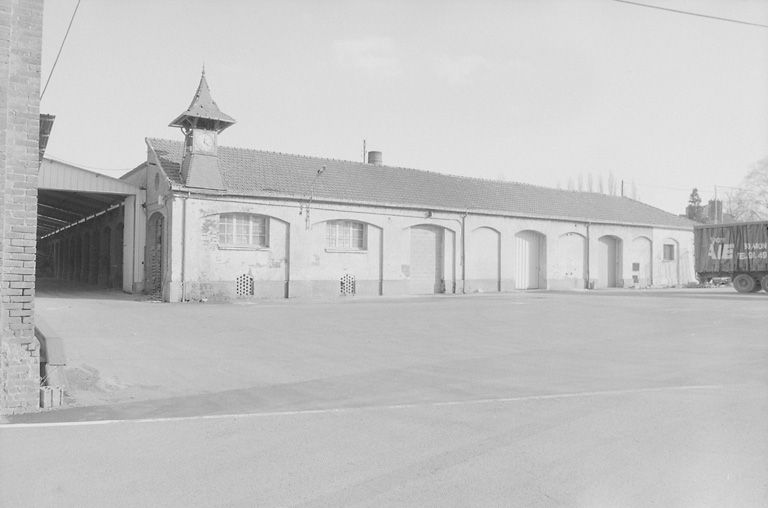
[{"x1": 0, "y1": 0, "x2": 44, "y2": 415}]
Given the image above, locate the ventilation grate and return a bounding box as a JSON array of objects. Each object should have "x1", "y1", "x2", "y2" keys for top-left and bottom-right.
[
  {"x1": 236, "y1": 274, "x2": 254, "y2": 297},
  {"x1": 340, "y1": 273, "x2": 356, "y2": 295}
]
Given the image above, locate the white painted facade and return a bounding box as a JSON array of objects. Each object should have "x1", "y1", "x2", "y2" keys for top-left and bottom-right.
[
  {"x1": 107, "y1": 73, "x2": 699, "y2": 302},
  {"x1": 121, "y1": 159, "x2": 696, "y2": 302}
]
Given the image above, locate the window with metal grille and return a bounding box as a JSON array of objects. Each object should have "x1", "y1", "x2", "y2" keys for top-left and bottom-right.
[
  {"x1": 218, "y1": 213, "x2": 268, "y2": 247},
  {"x1": 340, "y1": 273, "x2": 356, "y2": 295},
  {"x1": 326, "y1": 221, "x2": 366, "y2": 250},
  {"x1": 235, "y1": 274, "x2": 254, "y2": 296},
  {"x1": 663, "y1": 244, "x2": 675, "y2": 261}
]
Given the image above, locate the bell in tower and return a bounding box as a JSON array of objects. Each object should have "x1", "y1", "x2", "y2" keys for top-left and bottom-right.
[{"x1": 169, "y1": 69, "x2": 236, "y2": 189}]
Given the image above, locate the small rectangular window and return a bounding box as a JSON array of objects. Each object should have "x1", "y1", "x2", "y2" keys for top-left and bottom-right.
[
  {"x1": 663, "y1": 244, "x2": 675, "y2": 261},
  {"x1": 326, "y1": 221, "x2": 366, "y2": 250}
]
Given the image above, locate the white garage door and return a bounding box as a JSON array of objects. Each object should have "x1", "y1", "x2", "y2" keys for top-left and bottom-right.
[
  {"x1": 557, "y1": 233, "x2": 586, "y2": 288},
  {"x1": 409, "y1": 225, "x2": 444, "y2": 294},
  {"x1": 514, "y1": 231, "x2": 545, "y2": 289},
  {"x1": 630, "y1": 237, "x2": 652, "y2": 287},
  {"x1": 598, "y1": 236, "x2": 622, "y2": 288},
  {"x1": 468, "y1": 227, "x2": 500, "y2": 292}
]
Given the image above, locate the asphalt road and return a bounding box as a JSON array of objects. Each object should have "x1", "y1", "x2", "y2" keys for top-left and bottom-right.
[{"x1": 2, "y1": 288, "x2": 767, "y2": 506}]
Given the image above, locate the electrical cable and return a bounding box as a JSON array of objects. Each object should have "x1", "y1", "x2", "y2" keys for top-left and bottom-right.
[
  {"x1": 609, "y1": 0, "x2": 768, "y2": 29},
  {"x1": 40, "y1": 0, "x2": 82, "y2": 100}
]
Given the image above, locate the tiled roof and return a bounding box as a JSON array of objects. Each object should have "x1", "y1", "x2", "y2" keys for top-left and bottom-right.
[{"x1": 146, "y1": 137, "x2": 694, "y2": 229}]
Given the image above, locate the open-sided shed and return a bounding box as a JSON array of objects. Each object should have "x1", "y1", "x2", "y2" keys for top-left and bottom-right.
[{"x1": 37, "y1": 159, "x2": 145, "y2": 293}]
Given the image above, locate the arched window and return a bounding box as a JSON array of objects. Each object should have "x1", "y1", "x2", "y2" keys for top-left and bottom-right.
[
  {"x1": 218, "y1": 213, "x2": 268, "y2": 247},
  {"x1": 326, "y1": 220, "x2": 366, "y2": 250}
]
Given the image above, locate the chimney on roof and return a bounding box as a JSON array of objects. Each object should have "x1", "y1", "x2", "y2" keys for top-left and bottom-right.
[{"x1": 367, "y1": 151, "x2": 382, "y2": 166}]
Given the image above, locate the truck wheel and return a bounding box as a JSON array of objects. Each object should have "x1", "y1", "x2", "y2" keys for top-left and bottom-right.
[
  {"x1": 733, "y1": 274, "x2": 756, "y2": 293},
  {"x1": 761, "y1": 275, "x2": 768, "y2": 293}
]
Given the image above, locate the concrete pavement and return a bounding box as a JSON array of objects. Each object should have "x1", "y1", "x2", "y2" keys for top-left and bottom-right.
[{"x1": 2, "y1": 288, "x2": 767, "y2": 506}]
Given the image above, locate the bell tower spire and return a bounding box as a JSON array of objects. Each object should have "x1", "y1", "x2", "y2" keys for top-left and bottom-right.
[{"x1": 169, "y1": 70, "x2": 236, "y2": 189}]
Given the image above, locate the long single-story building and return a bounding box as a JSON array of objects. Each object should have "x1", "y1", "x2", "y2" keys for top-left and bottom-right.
[{"x1": 40, "y1": 72, "x2": 697, "y2": 301}]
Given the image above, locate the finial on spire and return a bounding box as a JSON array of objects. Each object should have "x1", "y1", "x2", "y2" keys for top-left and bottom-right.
[{"x1": 201, "y1": 63, "x2": 205, "y2": 77}]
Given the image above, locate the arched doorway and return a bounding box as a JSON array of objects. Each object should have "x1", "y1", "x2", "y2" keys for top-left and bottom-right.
[
  {"x1": 147, "y1": 213, "x2": 164, "y2": 297},
  {"x1": 62, "y1": 238, "x2": 71, "y2": 279},
  {"x1": 556, "y1": 232, "x2": 587, "y2": 289},
  {"x1": 101, "y1": 226, "x2": 111, "y2": 287},
  {"x1": 598, "y1": 235, "x2": 623, "y2": 288},
  {"x1": 514, "y1": 230, "x2": 546, "y2": 289},
  {"x1": 73, "y1": 236, "x2": 81, "y2": 282},
  {"x1": 630, "y1": 236, "x2": 652, "y2": 288},
  {"x1": 468, "y1": 227, "x2": 500, "y2": 292},
  {"x1": 409, "y1": 225, "x2": 446, "y2": 294},
  {"x1": 660, "y1": 238, "x2": 680, "y2": 286},
  {"x1": 114, "y1": 223, "x2": 124, "y2": 290},
  {"x1": 89, "y1": 230, "x2": 100, "y2": 285},
  {"x1": 82, "y1": 232, "x2": 90, "y2": 283}
]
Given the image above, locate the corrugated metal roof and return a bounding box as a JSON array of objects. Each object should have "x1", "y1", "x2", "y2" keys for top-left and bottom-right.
[
  {"x1": 146, "y1": 138, "x2": 695, "y2": 229},
  {"x1": 40, "y1": 158, "x2": 140, "y2": 195},
  {"x1": 37, "y1": 158, "x2": 141, "y2": 239}
]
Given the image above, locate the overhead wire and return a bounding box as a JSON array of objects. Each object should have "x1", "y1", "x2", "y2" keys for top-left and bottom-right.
[
  {"x1": 605, "y1": 0, "x2": 768, "y2": 203},
  {"x1": 609, "y1": 0, "x2": 768, "y2": 29},
  {"x1": 40, "y1": 0, "x2": 82, "y2": 100}
]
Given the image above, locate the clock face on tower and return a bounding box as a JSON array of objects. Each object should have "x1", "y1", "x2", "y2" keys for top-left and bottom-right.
[{"x1": 192, "y1": 130, "x2": 216, "y2": 153}]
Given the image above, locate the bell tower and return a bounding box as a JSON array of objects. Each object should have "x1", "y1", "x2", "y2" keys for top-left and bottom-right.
[{"x1": 169, "y1": 69, "x2": 235, "y2": 189}]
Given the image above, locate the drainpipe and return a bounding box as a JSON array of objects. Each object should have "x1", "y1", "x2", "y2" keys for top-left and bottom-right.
[
  {"x1": 461, "y1": 211, "x2": 468, "y2": 294},
  {"x1": 378, "y1": 228, "x2": 384, "y2": 296},
  {"x1": 284, "y1": 225, "x2": 290, "y2": 299},
  {"x1": 133, "y1": 195, "x2": 140, "y2": 293},
  {"x1": 585, "y1": 222, "x2": 591, "y2": 289},
  {"x1": 181, "y1": 192, "x2": 188, "y2": 302}
]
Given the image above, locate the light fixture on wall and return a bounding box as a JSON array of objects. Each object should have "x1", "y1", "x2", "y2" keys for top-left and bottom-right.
[{"x1": 300, "y1": 165, "x2": 327, "y2": 230}]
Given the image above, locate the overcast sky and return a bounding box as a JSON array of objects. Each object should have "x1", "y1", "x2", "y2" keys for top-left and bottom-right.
[{"x1": 40, "y1": 0, "x2": 768, "y2": 214}]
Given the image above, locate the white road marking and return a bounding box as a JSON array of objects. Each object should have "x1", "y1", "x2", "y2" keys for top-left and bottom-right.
[{"x1": 0, "y1": 384, "x2": 724, "y2": 429}]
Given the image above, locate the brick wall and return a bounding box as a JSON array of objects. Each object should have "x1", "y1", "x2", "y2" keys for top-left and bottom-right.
[{"x1": 0, "y1": 0, "x2": 44, "y2": 415}]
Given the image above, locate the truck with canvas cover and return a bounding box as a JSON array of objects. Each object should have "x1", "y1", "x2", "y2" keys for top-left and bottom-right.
[{"x1": 694, "y1": 221, "x2": 768, "y2": 293}]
